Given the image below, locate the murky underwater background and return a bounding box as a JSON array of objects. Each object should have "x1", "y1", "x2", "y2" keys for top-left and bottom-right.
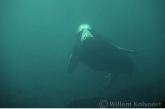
[{"x1": 0, "y1": 0, "x2": 165, "y2": 108}]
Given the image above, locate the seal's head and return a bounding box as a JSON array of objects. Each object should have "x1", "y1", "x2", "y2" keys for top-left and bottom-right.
[
  {"x1": 77, "y1": 24, "x2": 92, "y2": 33},
  {"x1": 77, "y1": 24, "x2": 93, "y2": 41}
]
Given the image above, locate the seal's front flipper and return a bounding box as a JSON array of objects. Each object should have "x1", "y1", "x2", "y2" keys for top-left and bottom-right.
[
  {"x1": 118, "y1": 47, "x2": 138, "y2": 54},
  {"x1": 110, "y1": 41, "x2": 138, "y2": 54},
  {"x1": 101, "y1": 73, "x2": 119, "y2": 91},
  {"x1": 67, "y1": 54, "x2": 79, "y2": 74}
]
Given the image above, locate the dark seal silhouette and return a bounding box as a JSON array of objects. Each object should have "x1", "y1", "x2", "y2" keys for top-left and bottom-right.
[{"x1": 67, "y1": 24, "x2": 137, "y2": 90}]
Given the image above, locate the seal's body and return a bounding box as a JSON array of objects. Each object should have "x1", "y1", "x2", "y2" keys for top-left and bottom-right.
[{"x1": 67, "y1": 24, "x2": 137, "y2": 90}]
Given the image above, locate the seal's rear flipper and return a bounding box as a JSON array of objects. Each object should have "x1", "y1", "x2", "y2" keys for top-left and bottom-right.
[{"x1": 101, "y1": 73, "x2": 119, "y2": 91}]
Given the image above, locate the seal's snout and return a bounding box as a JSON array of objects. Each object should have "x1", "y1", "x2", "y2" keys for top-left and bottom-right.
[{"x1": 78, "y1": 24, "x2": 91, "y2": 32}]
